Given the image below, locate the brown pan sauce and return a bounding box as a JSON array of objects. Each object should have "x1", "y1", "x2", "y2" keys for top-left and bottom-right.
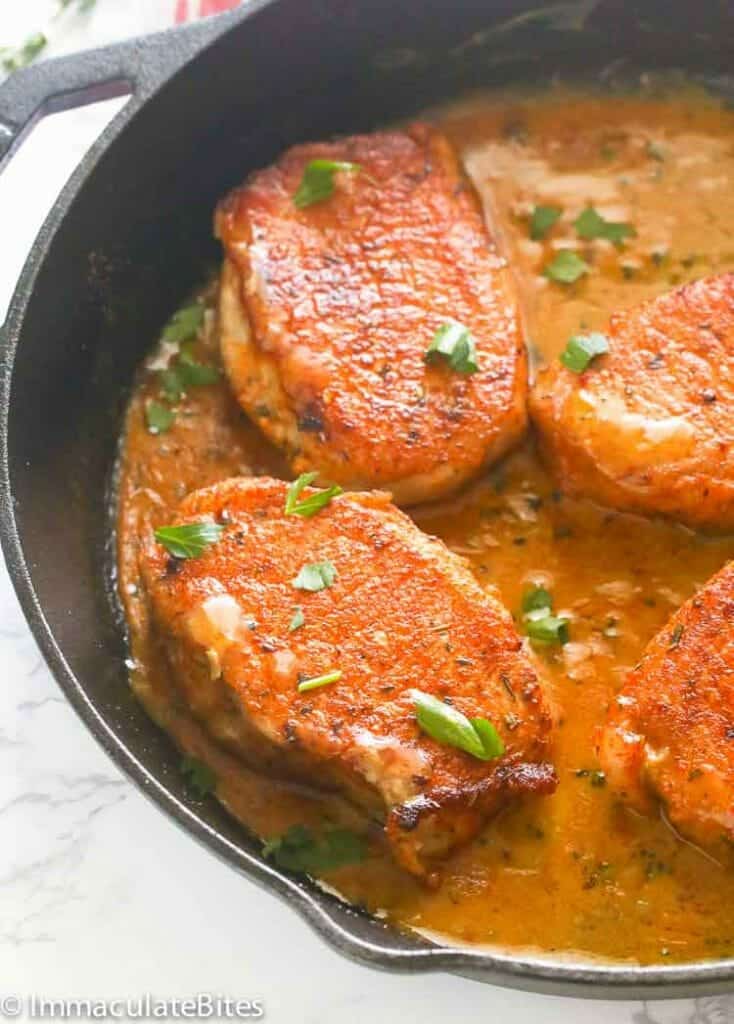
[{"x1": 117, "y1": 84, "x2": 734, "y2": 964}]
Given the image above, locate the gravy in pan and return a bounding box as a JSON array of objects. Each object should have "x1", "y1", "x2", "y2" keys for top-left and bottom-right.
[{"x1": 117, "y1": 85, "x2": 734, "y2": 964}]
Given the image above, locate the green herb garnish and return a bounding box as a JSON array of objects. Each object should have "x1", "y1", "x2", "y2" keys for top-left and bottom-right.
[
  {"x1": 560, "y1": 332, "x2": 610, "y2": 373},
  {"x1": 160, "y1": 367, "x2": 184, "y2": 403},
  {"x1": 155, "y1": 303, "x2": 218, "y2": 399},
  {"x1": 289, "y1": 606, "x2": 305, "y2": 633},
  {"x1": 263, "y1": 824, "x2": 366, "y2": 874},
  {"x1": 285, "y1": 472, "x2": 343, "y2": 517},
  {"x1": 154, "y1": 522, "x2": 224, "y2": 559},
  {"x1": 425, "y1": 322, "x2": 479, "y2": 375},
  {"x1": 574, "y1": 206, "x2": 636, "y2": 247},
  {"x1": 410, "y1": 689, "x2": 504, "y2": 761},
  {"x1": 162, "y1": 301, "x2": 205, "y2": 345},
  {"x1": 181, "y1": 755, "x2": 216, "y2": 798},
  {"x1": 521, "y1": 585, "x2": 569, "y2": 646},
  {"x1": 525, "y1": 614, "x2": 569, "y2": 645},
  {"x1": 522, "y1": 586, "x2": 553, "y2": 614},
  {"x1": 293, "y1": 159, "x2": 360, "y2": 209},
  {"x1": 529, "y1": 204, "x2": 562, "y2": 240},
  {"x1": 297, "y1": 669, "x2": 342, "y2": 693},
  {"x1": 177, "y1": 340, "x2": 220, "y2": 385},
  {"x1": 145, "y1": 400, "x2": 175, "y2": 435},
  {"x1": 158, "y1": 349, "x2": 219, "y2": 399},
  {"x1": 544, "y1": 250, "x2": 589, "y2": 284},
  {"x1": 292, "y1": 559, "x2": 337, "y2": 592}
]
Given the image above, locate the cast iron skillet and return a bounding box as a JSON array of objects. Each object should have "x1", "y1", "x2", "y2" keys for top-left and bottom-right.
[{"x1": 1, "y1": 0, "x2": 733, "y2": 999}]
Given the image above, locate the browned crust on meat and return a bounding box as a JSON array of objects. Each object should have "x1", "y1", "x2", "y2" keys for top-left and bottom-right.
[
  {"x1": 215, "y1": 124, "x2": 528, "y2": 505},
  {"x1": 530, "y1": 273, "x2": 734, "y2": 530},
  {"x1": 598, "y1": 560, "x2": 734, "y2": 853},
  {"x1": 140, "y1": 477, "x2": 556, "y2": 878}
]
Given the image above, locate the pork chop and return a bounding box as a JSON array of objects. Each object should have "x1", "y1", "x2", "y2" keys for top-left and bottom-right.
[
  {"x1": 141, "y1": 476, "x2": 556, "y2": 879},
  {"x1": 599, "y1": 560, "x2": 734, "y2": 852},
  {"x1": 215, "y1": 124, "x2": 528, "y2": 506},
  {"x1": 530, "y1": 273, "x2": 734, "y2": 531}
]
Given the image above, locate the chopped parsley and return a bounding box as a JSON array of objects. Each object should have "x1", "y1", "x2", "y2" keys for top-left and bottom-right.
[
  {"x1": 158, "y1": 353, "x2": 219, "y2": 402},
  {"x1": 425, "y1": 322, "x2": 479, "y2": 374},
  {"x1": 181, "y1": 755, "x2": 216, "y2": 798},
  {"x1": 154, "y1": 521, "x2": 224, "y2": 559},
  {"x1": 161, "y1": 300, "x2": 205, "y2": 345},
  {"x1": 263, "y1": 824, "x2": 366, "y2": 874},
  {"x1": 153, "y1": 301, "x2": 218, "y2": 416},
  {"x1": 160, "y1": 367, "x2": 185, "y2": 403},
  {"x1": 410, "y1": 689, "x2": 504, "y2": 762},
  {"x1": 285, "y1": 472, "x2": 342, "y2": 517},
  {"x1": 293, "y1": 159, "x2": 360, "y2": 208},
  {"x1": 297, "y1": 669, "x2": 342, "y2": 693},
  {"x1": 521, "y1": 585, "x2": 569, "y2": 646},
  {"x1": 175, "y1": 341, "x2": 220, "y2": 387},
  {"x1": 522, "y1": 586, "x2": 554, "y2": 614},
  {"x1": 289, "y1": 606, "x2": 305, "y2": 633},
  {"x1": 543, "y1": 250, "x2": 589, "y2": 284},
  {"x1": 560, "y1": 332, "x2": 610, "y2": 373},
  {"x1": 574, "y1": 206, "x2": 636, "y2": 247},
  {"x1": 529, "y1": 204, "x2": 562, "y2": 240},
  {"x1": 526, "y1": 614, "x2": 569, "y2": 645},
  {"x1": 145, "y1": 400, "x2": 174, "y2": 435},
  {"x1": 292, "y1": 559, "x2": 337, "y2": 592}
]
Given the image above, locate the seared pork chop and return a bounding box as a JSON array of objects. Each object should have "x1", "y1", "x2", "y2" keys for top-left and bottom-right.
[
  {"x1": 141, "y1": 477, "x2": 555, "y2": 879},
  {"x1": 599, "y1": 561, "x2": 734, "y2": 852},
  {"x1": 215, "y1": 124, "x2": 528, "y2": 505},
  {"x1": 530, "y1": 273, "x2": 734, "y2": 530}
]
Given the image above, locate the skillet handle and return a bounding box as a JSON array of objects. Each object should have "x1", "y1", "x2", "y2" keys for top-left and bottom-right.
[{"x1": 0, "y1": 14, "x2": 238, "y2": 170}]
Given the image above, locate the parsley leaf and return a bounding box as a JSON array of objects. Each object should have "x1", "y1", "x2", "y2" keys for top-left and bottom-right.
[
  {"x1": 560, "y1": 332, "x2": 610, "y2": 373},
  {"x1": 293, "y1": 159, "x2": 360, "y2": 208},
  {"x1": 177, "y1": 340, "x2": 220, "y2": 386},
  {"x1": 157, "y1": 346, "x2": 219, "y2": 399},
  {"x1": 160, "y1": 367, "x2": 184, "y2": 403},
  {"x1": 285, "y1": 472, "x2": 343, "y2": 517},
  {"x1": 289, "y1": 606, "x2": 305, "y2": 633},
  {"x1": 292, "y1": 560, "x2": 337, "y2": 592},
  {"x1": 181, "y1": 755, "x2": 216, "y2": 798},
  {"x1": 297, "y1": 669, "x2": 342, "y2": 693},
  {"x1": 544, "y1": 250, "x2": 590, "y2": 284},
  {"x1": 145, "y1": 400, "x2": 175, "y2": 435},
  {"x1": 574, "y1": 206, "x2": 636, "y2": 247},
  {"x1": 529, "y1": 204, "x2": 562, "y2": 240},
  {"x1": 521, "y1": 586, "x2": 569, "y2": 646},
  {"x1": 263, "y1": 824, "x2": 366, "y2": 874},
  {"x1": 410, "y1": 689, "x2": 505, "y2": 761},
  {"x1": 522, "y1": 586, "x2": 553, "y2": 614},
  {"x1": 161, "y1": 301, "x2": 205, "y2": 345},
  {"x1": 525, "y1": 614, "x2": 569, "y2": 646},
  {"x1": 154, "y1": 522, "x2": 224, "y2": 559},
  {"x1": 425, "y1": 322, "x2": 479, "y2": 374}
]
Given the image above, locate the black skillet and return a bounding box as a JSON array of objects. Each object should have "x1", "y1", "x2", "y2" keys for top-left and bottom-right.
[{"x1": 1, "y1": 0, "x2": 733, "y2": 999}]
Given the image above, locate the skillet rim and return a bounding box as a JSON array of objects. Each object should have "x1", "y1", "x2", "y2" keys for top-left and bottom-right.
[{"x1": 1, "y1": 2, "x2": 734, "y2": 999}]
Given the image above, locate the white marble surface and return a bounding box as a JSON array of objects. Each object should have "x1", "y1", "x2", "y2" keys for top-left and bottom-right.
[{"x1": 2, "y1": 22, "x2": 734, "y2": 1024}]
